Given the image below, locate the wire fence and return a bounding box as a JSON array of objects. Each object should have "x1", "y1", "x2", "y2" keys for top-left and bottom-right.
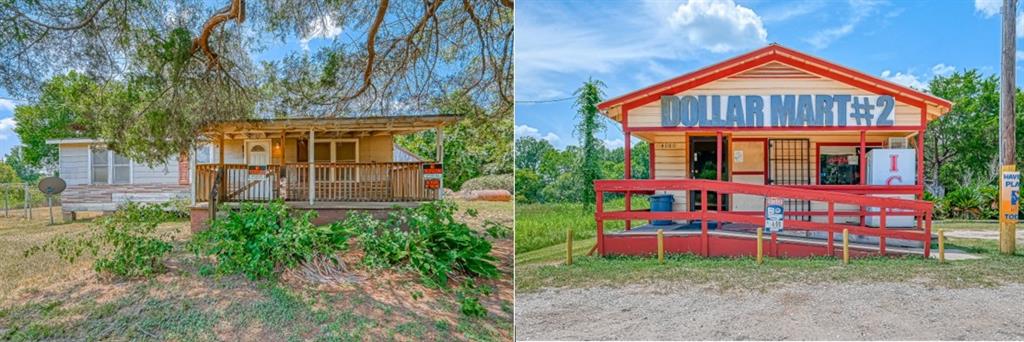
[{"x1": 0, "y1": 182, "x2": 62, "y2": 220}]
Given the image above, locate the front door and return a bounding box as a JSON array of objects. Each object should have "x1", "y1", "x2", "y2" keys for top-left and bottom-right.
[
  {"x1": 689, "y1": 136, "x2": 729, "y2": 211},
  {"x1": 245, "y1": 140, "x2": 274, "y2": 200}
]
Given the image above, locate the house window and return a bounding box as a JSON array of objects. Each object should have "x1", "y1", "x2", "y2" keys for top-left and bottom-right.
[
  {"x1": 91, "y1": 147, "x2": 109, "y2": 184},
  {"x1": 195, "y1": 144, "x2": 215, "y2": 164},
  {"x1": 91, "y1": 146, "x2": 132, "y2": 185},
  {"x1": 335, "y1": 142, "x2": 356, "y2": 163},
  {"x1": 112, "y1": 153, "x2": 131, "y2": 184},
  {"x1": 818, "y1": 146, "x2": 875, "y2": 185}
]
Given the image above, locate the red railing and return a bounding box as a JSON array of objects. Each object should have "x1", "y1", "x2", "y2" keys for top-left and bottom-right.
[{"x1": 593, "y1": 179, "x2": 933, "y2": 258}]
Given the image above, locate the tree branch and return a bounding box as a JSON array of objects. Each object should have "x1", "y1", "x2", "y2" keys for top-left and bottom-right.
[{"x1": 9, "y1": 0, "x2": 113, "y2": 31}]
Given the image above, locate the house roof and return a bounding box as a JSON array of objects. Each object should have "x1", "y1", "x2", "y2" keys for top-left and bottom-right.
[
  {"x1": 203, "y1": 114, "x2": 460, "y2": 139},
  {"x1": 597, "y1": 44, "x2": 952, "y2": 121}
]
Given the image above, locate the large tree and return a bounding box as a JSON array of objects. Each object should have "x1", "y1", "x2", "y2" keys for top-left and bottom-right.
[
  {"x1": 1, "y1": 0, "x2": 512, "y2": 163},
  {"x1": 12, "y1": 71, "x2": 95, "y2": 169}
]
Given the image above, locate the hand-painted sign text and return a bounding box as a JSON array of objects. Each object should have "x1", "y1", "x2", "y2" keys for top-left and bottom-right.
[{"x1": 661, "y1": 94, "x2": 896, "y2": 128}]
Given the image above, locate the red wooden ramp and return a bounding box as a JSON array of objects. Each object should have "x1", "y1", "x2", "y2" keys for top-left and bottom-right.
[{"x1": 593, "y1": 179, "x2": 934, "y2": 258}]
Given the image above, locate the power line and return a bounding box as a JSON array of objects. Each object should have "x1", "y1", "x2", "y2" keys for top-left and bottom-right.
[{"x1": 516, "y1": 95, "x2": 573, "y2": 103}]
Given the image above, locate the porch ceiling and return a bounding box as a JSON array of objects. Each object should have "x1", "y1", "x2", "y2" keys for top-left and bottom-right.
[{"x1": 203, "y1": 114, "x2": 459, "y2": 139}]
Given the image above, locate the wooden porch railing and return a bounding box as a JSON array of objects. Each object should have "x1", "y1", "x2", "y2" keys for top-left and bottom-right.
[{"x1": 195, "y1": 162, "x2": 437, "y2": 203}]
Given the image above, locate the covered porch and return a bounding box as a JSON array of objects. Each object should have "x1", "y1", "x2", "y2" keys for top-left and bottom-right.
[{"x1": 189, "y1": 115, "x2": 455, "y2": 227}]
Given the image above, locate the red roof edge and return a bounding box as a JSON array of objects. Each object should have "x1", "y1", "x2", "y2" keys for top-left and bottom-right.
[{"x1": 596, "y1": 44, "x2": 953, "y2": 111}]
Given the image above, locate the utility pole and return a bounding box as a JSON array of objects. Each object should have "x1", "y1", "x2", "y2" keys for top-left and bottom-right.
[{"x1": 999, "y1": 0, "x2": 1018, "y2": 255}]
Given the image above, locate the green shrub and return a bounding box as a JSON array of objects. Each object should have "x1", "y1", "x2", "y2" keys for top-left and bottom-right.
[
  {"x1": 459, "y1": 174, "x2": 513, "y2": 193},
  {"x1": 357, "y1": 201, "x2": 499, "y2": 288},
  {"x1": 189, "y1": 200, "x2": 354, "y2": 280},
  {"x1": 25, "y1": 202, "x2": 176, "y2": 277},
  {"x1": 943, "y1": 184, "x2": 998, "y2": 219}
]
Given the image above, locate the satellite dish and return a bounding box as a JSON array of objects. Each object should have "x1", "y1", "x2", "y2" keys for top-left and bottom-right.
[{"x1": 38, "y1": 177, "x2": 67, "y2": 195}]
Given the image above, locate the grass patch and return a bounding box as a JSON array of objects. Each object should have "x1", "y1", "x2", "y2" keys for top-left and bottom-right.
[
  {"x1": 515, "y1": 197, "x2": 648, "y2": 253},
  {"x1": 516, "y1": 203, "x2": 1024, "y2": 292}
]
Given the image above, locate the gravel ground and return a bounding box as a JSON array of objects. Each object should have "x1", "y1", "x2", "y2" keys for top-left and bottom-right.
[{"x1": 515, "y1": 282, "x2": 1024, "y2": 340}]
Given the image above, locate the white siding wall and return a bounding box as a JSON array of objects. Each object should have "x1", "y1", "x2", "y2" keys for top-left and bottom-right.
[
  {"x1": 133, "y1": 158, "x2": 179, "y2": 184},
  {"x1": 58, "y1": 143, "x2": 180, "y2": 186},
  {"x1": 59, "y1": 143, "x2": 90, "y2": 185}
]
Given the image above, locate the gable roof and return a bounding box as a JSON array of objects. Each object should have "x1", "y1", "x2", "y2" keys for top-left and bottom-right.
[{"x1": 597, "y1": 44, "x2": 952, "y2": 121}]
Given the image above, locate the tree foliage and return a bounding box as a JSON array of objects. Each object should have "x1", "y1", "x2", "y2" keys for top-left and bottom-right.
[
  {"x1": 514, "y1": 136, "x2": 649, "y2": 204},
  {"x1": 11, "y1": 71, "x2": 95, "y2": 169},
  {"x1": 573, "y1": 79, "x2": 605, "y2": 206},
  {"x1": 396, "y1": 91, "x2": 513, "y2": 191},
  {"x1": 1, "y1": 0, "x2": 512, "y2": 164}
]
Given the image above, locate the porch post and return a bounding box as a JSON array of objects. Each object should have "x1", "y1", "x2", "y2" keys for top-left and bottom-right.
[
  {"x1": 649, "y1": 142, "x2": 656, "y2": 179},
  {"x1": 859, "y1": 130, "x2": 866, "y2": 225},
  {"x1": 917, "y1": 130, "x2": 925, "y2": 200},
  {"x1": 716, "y1": 131, "x2": 722, "y2": 212},
  {"x1": 308, "y1": 129, "x2": 315, "y2": 205},
  {"x1": 189, "y1": 147, "x2": 196, "y2": 206},
  {"x1": 279, "y1": 130, "x2": 286, "y2": 200},
  {"x1": 624, "y1": 131, "x2": 631, "y2": 231},
  {"x1": 218, "y1": 133, "x2": 226, "y2": 202},
  {"x1": 436, "y1": 126, "x2": 444, "y2": 199}
]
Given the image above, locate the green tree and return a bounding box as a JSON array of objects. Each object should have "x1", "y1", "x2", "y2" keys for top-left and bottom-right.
[
  {"x1": 0, "y1": 162, "x2": 21, "y2": 183},
  {"x1": 926, "y1": 70, "x2": 1000, "y2": 192},
  {"x1": 396, "y1": 92, "x2": 513, "y2": 191},
  {"x1": 4, "y1": 147, "x2": 40, "y2": 182},
  {"x1": 12, "y1": 71, "x2": 95, "y2": 169},
  {"x1": 2, "y1": 1, "x2": 512, "y2": 164},
  {"x1": 515, "y1": 137, "x2": 556, "y2": 171},
  {"x1": 573, "y1": 79, "x2": 606, "y2": 206}
]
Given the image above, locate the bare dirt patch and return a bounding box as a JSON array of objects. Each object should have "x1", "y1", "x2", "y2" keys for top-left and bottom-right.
[{"x1": 516, "y1": 282, "x2": 1024, "y2": 340}]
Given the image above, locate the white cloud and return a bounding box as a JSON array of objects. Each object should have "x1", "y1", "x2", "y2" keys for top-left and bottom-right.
[
  {"x1": 805, "y1": 0, "x2": 884, "y2": 49},
  {"x1": 976, "y1": 0, "x2": 1001, "y2": 17},
  {"x1": 666, "y1": 0, "x2": 768, "y2": 53},
  {"x1": 760, "y1": 0, "x2": 825, "y2": 23},
  {"x1": 515, "y1": 0, "x2": 768, "y2": 99},
  {"x1": 300, "y1": 15, "x2": 343, "y2": 50},
  {"x1": 1018, "y1": 14, "x2": 1024, "y2": 37},
  {"x1": 0, "y1": 99, "x2": 14, "y2": 113},
  {"x1": 931, "y1": 63, "x2": 955, "y2": 76},
  {"x1": 602, "y1": 139, "x2": 624, "y2": 149},
  {"x1": 0, "y1": 117, "x2": 17, "y2": 140},
  {"x1": 880, "y1": 70, "x2": 927, "y2": 90},
  {"x1": 514, "y1": 125, "x2": 560, "y2": 143}
]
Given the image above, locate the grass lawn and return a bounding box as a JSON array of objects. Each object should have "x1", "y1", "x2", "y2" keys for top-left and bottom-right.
[
  {"x1": 515, "y1": 197, "x2": 648, "y2": 253},
  {"x1": 1, "y1": 201, "x2": 513, "y2": 341},
  {"x1": 515, "y1": 203, "x2": 1024, "y2": 293}
]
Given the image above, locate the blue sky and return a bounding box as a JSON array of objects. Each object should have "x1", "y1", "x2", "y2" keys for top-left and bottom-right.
[{"x1": 515, "y1": 0, "x2": 1012, "y2": 150}]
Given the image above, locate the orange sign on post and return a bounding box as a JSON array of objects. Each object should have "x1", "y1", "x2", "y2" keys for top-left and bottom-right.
[{"x1": 1000, "y1": 168, "x2": 1020, "y2": 223}]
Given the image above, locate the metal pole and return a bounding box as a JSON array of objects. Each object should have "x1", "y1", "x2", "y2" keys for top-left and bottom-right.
[
  {"x1": 23, "y1": 183, "x2": 30, "y2": 219},
  {"x1": 47, "y1": 195, "x2": 53, "y2": 225},
  {"x1": 1000, "y1": 0, "x2": 1018, "y2": 255}
]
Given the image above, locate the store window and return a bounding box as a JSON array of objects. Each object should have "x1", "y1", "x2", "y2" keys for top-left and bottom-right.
[{"x1": 818, "y1": 146, "x2": 874, "y2": 185}]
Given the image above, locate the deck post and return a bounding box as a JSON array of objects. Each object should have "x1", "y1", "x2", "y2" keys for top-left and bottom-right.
[
  {"x1": 700, "y1": 189, "x2": 708, "y2": 256},
  {"x1": 279, "y1": 130, "x2": 286, "y2": 200},
  {"x1": 827, "y1": 201, "x2": 835, "y2": 256},
  {"x1": 596, "y1": 190, "x2": 605, "y2": 256},
  {"x1": 624, "y1": 131, "x2": 631, "y2": 231},
  {"x1": 924, "y1": 210, "x2": 933, "y2": 258},
  {"x1": 716, "y1": 131, "x2": 722, "y2": 214},
  {"x1": 859, "y1": 130, "x2": 866, "y2": 225},
  {"x1": 308, "y1": 129, "x2": 315, "y2": 205}
]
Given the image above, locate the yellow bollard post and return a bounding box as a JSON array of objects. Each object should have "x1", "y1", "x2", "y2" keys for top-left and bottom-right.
[
  {"x1": 842, "y1": 228, "x2": 850, "y2": 265},
  {"x1": 756, "y1": 228, "x2": 763, "y2": 265},
  {"x1": 566, "y1": 228, "x2": 573, "y2": 266},
  {"x1": 657, "y1": 229, "x2": 665, "y2": 264},
  {"x1": 938, "y1": 228, "x2": 945, "y2": 263}
]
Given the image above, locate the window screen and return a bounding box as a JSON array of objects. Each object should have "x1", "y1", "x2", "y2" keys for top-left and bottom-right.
[
  {"x1": 335, "y1": 142, "x2": 356, "y2": 162},
  {"x1": 314, "y1": 142, "x2": 332, "y2": 162},
  {"x1": 91, "y1": 147, "x2": 109, "y2": 184},
  {"x1": 112, "y1": 152, "x2": 131, "y2": 184}
]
